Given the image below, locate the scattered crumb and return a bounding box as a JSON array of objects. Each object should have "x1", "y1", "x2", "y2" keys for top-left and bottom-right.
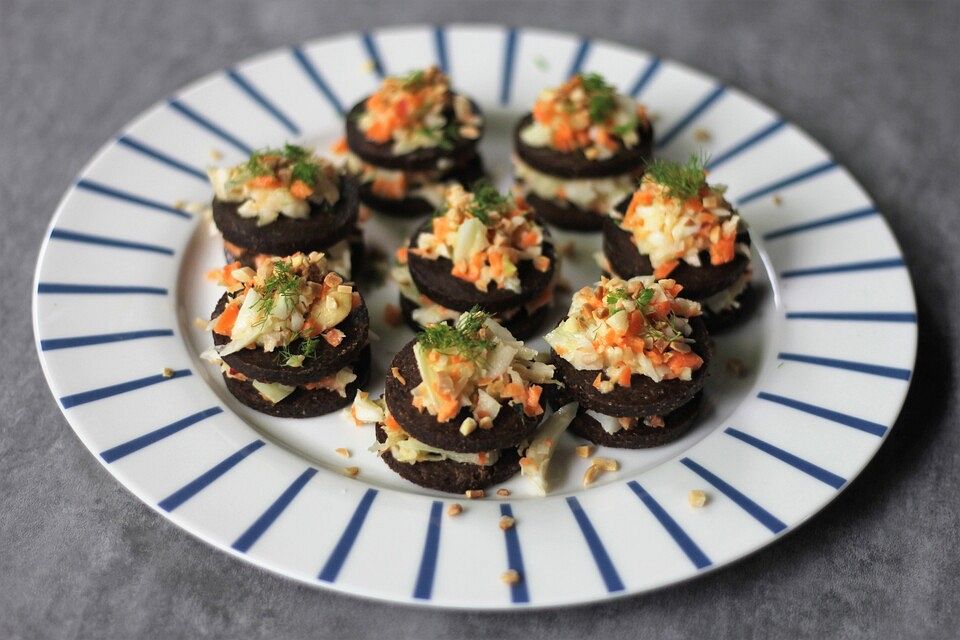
[
  {"x1": 447, "y1": 503, "x2": 463, "y2": 517},
  {"x1": 383, "y1": 303, "x2": 403, "y2": 327},
  {"x1": 390, "y1": 366, "x2": 406, "y2": 385},
  {"x1": 465, "y1": 489, "x2": 485, "y2": 499},
  {"x1": 772, "y1": 194, "x2": 783, "y2": 205},
  {"x1": 459, "y1": 417, "x2": 477, "y2": 436},
  {"x1": 161, "y1": 367, "x2": 175, "y2": 378},
  {"x1": 193, "y1": 317, "x2": 208, "y2": 330},
  {"x1": 591, "y1": 457, "x2": 619, "y2": 472},
  {"x1": 584, "y1": 147, "x2": 600, "y2": 160},
  {"x1": 173, "y1": 199, "x2": 187, "y2": 210},
  {"x1": 498, "y1": 515, "x2": 516, "y2": 531},
  {"x1": 501, "y1": 569, "x2": 522, "y2": 585},
  {"x1": 643, "y1": 415, "x2": 665, "y2": 428},
  {"x1": 693, "y1": 127, "x2": 712, "y2": 142},
  {"x1": 209, "y1": 148, "x2": 223, "y2": 161},
  {"x1": 362, "y1": 59, "x2": 377, "y2": 74},
  {"x1": 334, "y1": 447, "x2": 351, "y2": 459},
  {"x1": 725, "y1": 357, "x2": 748, "y2": 378},
  {"x1": 343, "y1": 466, "x2": 360, "y2": 477},
  {"x1": 496, "y1": 488, "x2": 511, "y2": 497},
  {"x1": 575, "y1": 445, "x2": 593, "y2": 458},
  {"x1": 582, "y1": 465, "x2": 601, "y2": 487},
  {"x1": 688, "y1": 489, "x2": 708, "y2": 508}
]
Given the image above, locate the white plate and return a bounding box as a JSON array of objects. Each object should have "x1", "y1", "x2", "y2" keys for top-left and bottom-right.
[{"x1": 32, "y1": 24, "x2": 917, "y2": 609}]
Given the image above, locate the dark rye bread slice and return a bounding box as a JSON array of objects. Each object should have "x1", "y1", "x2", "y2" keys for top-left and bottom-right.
[
  {"x1": 550, "y1": 317, "x2": 711, "y2": 418},
  {"x1": 224, "y1": 226, "x2": 365, "y2": 270},
  {"x1": 212, "y1": 175, "x2": 359, "y2": 257},
  {"x1": 376, "y1": 425, "x2": 520, "y2": 494},
  {"x1": 345, "y1": 96, "x2": 484, "y2": 172},
  {"x1": 211, "y1": 292, "x2": 369, "y2": 386},
  {"x1": 358, "y1": 153, "x2": 486, "y2": 218},
  {"x1": 569, "y1": 392, "x2": 702, "y2": 448},
  {"x1": 513, "y1": 113, "x2": 653, "y2": 179},
  {"x1": 398, "y1": 293, "x2": 551, "y2": 341},
  {"x1": 525, "y1": 192, "x2": 607, "y2": 232},
  {"x1": 406, "y1": 220, "x2": 557, "y2": 314},
  {"x1": 384, "y1": 340, "x2": 539, "y2": 453},
  {"x1": 223, "y1": 346, "x2": 371, "y2": 419},
  {"x1": 603, "y1": 202, "x2": 752, "y2": 300},
  {"x1": 701, "y1": 283, "x2": 757, "y2": 334}
]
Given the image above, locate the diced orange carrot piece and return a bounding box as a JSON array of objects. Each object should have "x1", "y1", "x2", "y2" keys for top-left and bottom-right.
[
  {"x1": 248, "y1": 175, "x2": 281, "y2": 189},
  {"x1": 289, "y1": 179, "x2": 313, "y2": 200},
  {"x1": 653, "y1": 260, "x2": 679, "y2": 279},
  {"x1": 213, "y1": 303, "x2": 240, "y2": 336}
]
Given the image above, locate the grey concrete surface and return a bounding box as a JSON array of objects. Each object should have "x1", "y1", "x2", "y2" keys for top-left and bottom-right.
[{"x1": 2, "y1": 1, "x2": 958, "y2": 638}]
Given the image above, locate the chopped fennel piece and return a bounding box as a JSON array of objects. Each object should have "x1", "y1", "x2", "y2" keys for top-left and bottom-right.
[
  {"x1": 520, "y1": 402, "x2": 578, "y2": 495},
  {"x1": 251, "y1": 380, "x2": 295, "y2": 404}
]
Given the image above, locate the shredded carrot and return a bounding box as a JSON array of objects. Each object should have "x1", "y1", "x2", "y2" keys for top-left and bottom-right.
[
  {"x1": 248, "y1": 175, "x2": 281, "y2": 189},
  {"x1": 523, "y1": 385, "x2": 544, "y2": 417},
  {"x1": 710, "y1": 234, "x2": 735, "y2": 265},
  {"x1": 617, "y1": 367, "x2": 632, "y2": 387},
  {"x1": 384, "y1": 413, "x2": 402, "y2": 432},
  {"x1": 330, "y1": 136, "x2": 349, "y2": 154},
  {"x1": 289, "y1": 179, "x2": 313, "y2": 200},
  {"x1": 395, "y1": 246, "x2": 408, "y2": 264},
  {"x1": 322, "y1": 329, "x2": 345, "y2": 346},
  {"x1": 653, "y1": 260, "x2": 679, "y2": 279},
  {"x1": 371, "y1": 174, "x2": 406, "y2": 199},
  {"x1": 667, "y1": 351, "x2": 703, "y2": 374},
  {"x1": 213, "y1": 303, "x2": 239, "y2": 336}
]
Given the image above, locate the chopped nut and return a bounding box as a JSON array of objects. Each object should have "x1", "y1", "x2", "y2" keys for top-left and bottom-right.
[
  {"x1": 498, "y1": 515, "x2": 516, "y2": 530},
  {"x1": 496, "y1": 488, "x2": 511, "y2": 497},
  {"x1": 591, "y1": 457, "x2": 619, "y2": 472},
  {"x1": 173, "y1": 200, "x2": 187, "y2": 210},
  {"x1": 459, "y1": 417, "x2": 478, "y2": 436},
  {"x1": 465, "y1": 489, "x2": 485, "y2": 499},
  {"x1": 193, "y1": 317, "x2": 208, "y2": 330},
  {"x1": 772, "y1": 194, "x2": 783, "y2": 205},
  {"x1": 575, "y1": 445, "x2": 593, "y2": 458},
  {"x1": 582, "y1": 464, "x2": 601, "y2": 487},
  {"x1": 383, "y1": 303, "x2": 402, "y2": 327},
  {"x1": 161, "y1": 367, "x2": 175, "y2": 378},
  {"x1": 391, "y1": 366, "x2": 406, "y2": 386},
  {"x1": 361, "y1": 59, "x2": 376, "y2": 74},
  {"x1": 725, "y1": 358, "x2": 748, "y2": 378},
  {"x1": 343, "y1": 466, "x2": 360, "y2": 477},
  {"x1": 209, "y1": 148, "x2": 223, "y2": 161},
  {"x1": 688, "y1": 489, "x2": 708, "y2": 508},
  {"x1": 643, "y1": 415, "x2": 665, "y2": 428},
  {"x1": 478, "y1": 416, "x2": 494, "y2": 430},
  {"x1": 334, "y1": 447, "x2": 350, "y2": 459},
  {"x1": 693, "y1": 127, "x2": 712, "y2": 142},
  {"x1": 500, "y1": 569, "x2": 522, "y2": 585},
  {"x1": 447, "y1": 503, "x2": 463, "y2": 517},
  {"x1": 584, "y1": 147, "x2": 600, "y2": 160},
  {"x1": 459, "y1": 124, "x2": 481, "y2": 139}
]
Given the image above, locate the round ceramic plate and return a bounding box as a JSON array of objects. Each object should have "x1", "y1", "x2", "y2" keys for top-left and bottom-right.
[{"x1": 32, "y1": 24, "x2": 916, "y2": 609}]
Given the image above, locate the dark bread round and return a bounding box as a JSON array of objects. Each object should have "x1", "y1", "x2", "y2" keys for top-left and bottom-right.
[
  {"x1": 376, "y1": 425, "x2": 520, "y2": 494},
  {"x1": 524, "y1": 192, "x2": 606, "y2": 232},
  {"x1": 513, "y1": 113, "x2": 653, "y2": 179},
  {"x1": 222, "y1": 346, "x2": 371, "y2": 418},
  {"x1": 211, "y1": 292, "x2": 369, "y2": 386},
  {"x1": 384, "y1": 340, "x2": 540, "y2": 453},
  {"x1": 406, "y1": 220, "x2": 557, "y2": 313},
  {"x1": 212, "y1": 175, "x2": 359, "y2": 257},
  {"x1": 223, "y1": 226, "x2": 365, "y2": 270},
  {"x1": 602, "y1": 214, "x2": 751, "y2": 300},
  {"x1": 357, "y1": 153, "x2": 485, "y2": 218},
  {"x1": 345, "y1": 96, "x2": 484, "y2": 172},
  {"x1": 569, "y1": 392, "x2": 702, "y2": 448},
  {"x1": 701, "y1": 283, "x2": 757, "y2": 333},
  {"x1": 550, "y1": 317, "x2": 711, "y2": 417},
  {"x1": 397, "y1": 293, "x2": 550, "y2": 341}
]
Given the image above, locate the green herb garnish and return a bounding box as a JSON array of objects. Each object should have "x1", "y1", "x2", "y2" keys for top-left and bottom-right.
[
  {"x1": 243, "y1": 144, "x2": 317, "y2": 188},
  {"x1": 579, "y1": 72, "x2": 617, "y2": 123},
  {"x1": 400, "y1": 69, "x2": 425, "y2": 88},
  {"x1": 606, "y1": 286, "x2": 655, "y2": 315},
  {"x1": 277, "y1": 333, "x2": 322, "y2": 366},
  {"x1": 467, "y1": 179, "x2": 508, "y2": 225},
  {"x1": 418, "y1": 306, "x2": 494, "y2": 360},
  {"x1": 254, "y1": 261, "x2": 302, "y2": 323},
  {"x1": 645, "y1": 155, "x2": 709, "y2": 201}
]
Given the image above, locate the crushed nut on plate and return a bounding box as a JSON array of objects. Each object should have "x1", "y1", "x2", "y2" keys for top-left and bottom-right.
[
  {"x1": 343, "y1": 467, "x2": 360, "y2": 477},
  {"x1": 688, "y1": 489, "x2": 708, "y2": 508},
  {"x1": 447, "y1": 503, "x2": 463, "y2": 517},
  {"x1": 500, "y1": 569, "x2": 521, "y2": 585},
  {"x1": 498, "y1": 515, "x2": 516, "y2": 530},
  {"x1": 693, "y1": 127, "x2": 712, "y2": 142},
  {"x1": 575, "y1": 445, "x2": 593, "y2": 458},
  {"x1": 161, "y1": 367, "x2": 175, "y2": 378},
  {"x1": 591, "y1": 457, "x2": 619, "y2": 472},
  {"x1": 465, "y1": 489, "x2": 485, "y2": 499},
  {"x1": 582, "y1": 465, "x2": 601, "y2": 487},
  {"x1": 334, "y1": 448, "x2": 350, "y2": 459},
  {"x1": 773, "y1": 194, "x2": 783, "y2": 205}
]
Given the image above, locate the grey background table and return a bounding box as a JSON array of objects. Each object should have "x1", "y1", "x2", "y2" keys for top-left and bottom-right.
[{"x1": 2, "y1": 1, "x2": 958, "y2": 638}]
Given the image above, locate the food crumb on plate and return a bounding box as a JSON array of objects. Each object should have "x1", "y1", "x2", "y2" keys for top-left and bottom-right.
[
  {"x1": 500, "y1": 569, "x2": 522, "y2": 585},
  {"x1": 688, "y1": 489, "x2": 708, "y2": 508},
  {"x1": 465, "y1": 489, "x2": 485, "y2": 499},
  {"x1": 334, "y1": 447, "x2": 351, "y2": 459},
  {"x1": 343, "y1": 466, "x2": 360, "y2": 477},
  {"x1": 576, "y1": 445, "x2": 593, "y2": 458},
  {"x1": 496, "y1": 488, "x2": 511, "y2": 497},
  {"x1": 498, "y1": 515, "x2": 516, "y2": 531},
  {"x1": 161, "y1": 367, "x2": 175, "y2": 378},
  {"x1": 447, "y1": 503, "x2": 463, "y2": 517}
]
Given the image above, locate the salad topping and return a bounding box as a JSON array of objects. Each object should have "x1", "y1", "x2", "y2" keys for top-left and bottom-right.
[
  {"x1": 208, "y1": 144, "x2": 340, "y2": 226},
  {"x1": 545, "y1": 276, "x2": 703, "y2": 389},
  {"x1": 615, "y1": 156, "x2": 746, "y2": 279},
  {"x1": 513, "y1": 156, "x2": 640, "y2": 212},
  {"x1": 520, "y1": 73, "x2": 647, "y2": 158},
  {"x1": 411, "y1": 183, "x2": 550, "y2": 292}
]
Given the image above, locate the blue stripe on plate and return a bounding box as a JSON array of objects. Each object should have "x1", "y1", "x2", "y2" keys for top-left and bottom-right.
[
  {"x1": 626, "y1": 481, "x2": 711, "y2": 569},
  {"x1": 318, "y1": 488, "x2": 378, "y2": 583},
  {"x1": 49, "y1": 228, "x2": 174, "y2": 256},
  {"x1": 226, "y1": 69, "x2": 300, "y2": 135},
  {"x1": 680, "y1": 458, "x2": 787, "y2": 534},
  {"x1": 706, "y1": 119, "x2": 786, "y2": 170},
  {"x1": 41, "y1": 328, "x2": 174, "y2": 351},
  {"x1": 290, "y1": 47, "x2": 345, "y2": 116},
  {"x1": 757, "y1": 391, "x2": 888, "y2": 436},
  {"x1": 736, "y1": 160, "x2": 837, "y2": 205},
  {"x1": 75, "y1": 179, "x2": 191, "y2": 219},
  {"x1": 628, "y1": 57, "x2": 661, "y2": 98},
  {"x1": 724, "y1": 428, "x2": 847, "y2": 489},
  {"x1": 656, "y1": 84, "x2": 726, "y2": 149},
  {"x1": 565, "y1": 497, "x2": 625, "y2": 593},
  {"x1": 763, "y1": 206, "x2": 878, "y2": 240},
  {"x1": 786, "y1": 311, "x2": 916, "y2": 323},
  {"x1": 37, "y1": 283, "x2": 168, "y2": 296},
  {"x1": 158, "y1": 440, "x2": 266, "y2": 512},
  {"x1": 360, "y1": 31, "x2": 384, "y2": 77},
  {"x1": 167, "y1": 99, "x2": 253, "y2": 155},
  {"x1": 500, "y1": 27, "x2": 518, "y2": 106},
  {"x1": 116, "y1": 135, "x2": 207, "y2": 181},
  {"x1": 566, "y1": 38, "x2": 591, "y2": 78},
  {"x1": 232, "y1": 467, "x2": 317, "y2": 553},
  {"x1": 60, "y1": 369, "x2": 190, "y2": 409},
  {"x1": 500, "y1": 503, "x2": 529, "y2": 604},
  {"x1": 778, "y1": 352, "x2": 912, "y2": 380},
  {"x1": 781, "y1": 257, "x2": 905, "y2": 279},
  {"x1": 99, "y1": 407, "x2": 223, "y2": 463},
  {"x1": 433, "y1": 25, "x2": 448, "y2": 73},
  {"x1": 412, "y1": 500, "x2": 443, "y2": 600}
]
